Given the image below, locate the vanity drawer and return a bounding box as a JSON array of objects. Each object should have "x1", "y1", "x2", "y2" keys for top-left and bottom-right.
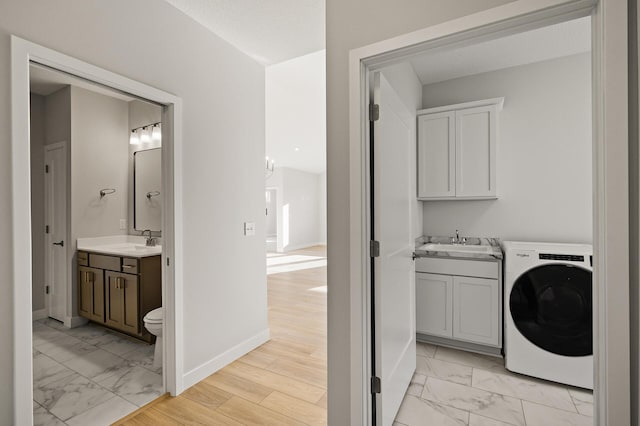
[
  {"x1": 89, "y1": 253, "x2": 120, "y2": 271},
  {"x1": 77, "y1": 251, "x2": 88, "y2": 266},
  {"x1": 122, "y1": 257, "x2": 138, "y2": 274},
  {"x1": 416, "y1": 257, "x2": 499, "y2": 279}
]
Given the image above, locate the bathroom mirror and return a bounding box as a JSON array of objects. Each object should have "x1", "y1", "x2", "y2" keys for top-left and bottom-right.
[{"x1": 134, "y1": 148, "x2": 162, "y2": 232}]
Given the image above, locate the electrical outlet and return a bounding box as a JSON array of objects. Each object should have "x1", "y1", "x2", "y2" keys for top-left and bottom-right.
[
  {"x1": 119, "y1": 219, "x2": 126, "y2": 230},
  {"x1": 244, "y1": 222, "x2": 256, "y2": 236}
]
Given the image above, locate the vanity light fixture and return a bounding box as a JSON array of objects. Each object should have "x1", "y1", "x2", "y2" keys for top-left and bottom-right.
[
  {"x1": 140, "y1": 126, "x2": 151, "y2": 143},
  {"x1": 129, "y1": 129, "x2": 140, "y2": 145},
  {"x1": 129, "y1": 122, "x2": 161, "y2": 145},
  {"x1": 151, "y1": 123, "x2": 162, "y2": 142}
]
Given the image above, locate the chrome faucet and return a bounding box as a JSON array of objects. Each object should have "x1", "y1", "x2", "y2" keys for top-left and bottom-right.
[
  {"x1": 451, "y1": 229, "x2": 467, "y2": 245},
  {"x1": 142, "y1": 229, "x2": 156, "y2": 247}
]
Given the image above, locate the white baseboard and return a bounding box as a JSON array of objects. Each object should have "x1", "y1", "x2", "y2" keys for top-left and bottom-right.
[
  {"x1": 65, "y1": 316, "x2": 88, "y2": 328},
  {"x1": 283, "y1": 242, "x2": 326, "y2": 252},
  {"x1": 32, "y1": 309, "x2": 47, "y2": 321},
  {"x1": 182, "y1": 328, "x2": 270, "y2": 390}
]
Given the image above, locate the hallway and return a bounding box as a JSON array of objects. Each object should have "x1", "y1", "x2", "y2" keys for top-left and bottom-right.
[{"x1": 117, "y1": 246, "x2": 327, "y2": 425}]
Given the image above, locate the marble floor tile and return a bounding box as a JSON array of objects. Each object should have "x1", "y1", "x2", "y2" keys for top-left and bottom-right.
[
  {"x1": 33, "y1": 326, "x2": 69, "y2": 348},
  {"x1": 407, "y1": 373, "x2": 427, "y2": 397},
  {"x1": 33, "y1": 353, "x2": 76, "y2": 388},
  {"x1": 34, "y1": 373, "x2": 115, "y2": 421},
  {"x1": 396, "y1": 394, "x2": 469, "y2": 426},
  {"x1": 36, "y1": 334, "x2": 99, "y2": 363},
  {"x1": 66, "y1": 395, "x2": 137, "y2": 426},
  {"x1": 63, "y1": 348, "x2": 129, "y2": 381},
  {"x1": 472, "y1": 368, "x2": 576, "y2": 412},
  {"x1": 98, "y1": 338, "x2": 148, "y2": 357},
  {"x1": 416, "y1": 355, "x2": 473, "y2": 386},
  {"x1": 421, "y1": 377, "x2": 525, "y2": 426},
  {"x1": 122, "y1": 347, "x2": 161, "y2": 374},
  {"x1": 569, "y1": 389, "x2": 594, "y2": 417},
  {"x1": 37, "y1": 318, "x2": 68, "y2": 330},
  {"x1": 468, "y1": 413, "x2": 514, "y2": 426},
  {"x1": 96, "y1": 365, "x2": 162, "y2": 407},
  {"x1": 522, "y1": 400, "x2": 592, "y2": 426},
  {"x1": 416, "y1": 341, "x2": 437, "y2": 358},
  {"x1": 64, "y1": 324, "x2": 120, "y2": 346},
  {"x1": 33, "y1": 402, "x2": 66, "y2": 426},
  {"x1": 435, "y1": 347, "x2": 506, "y2": 373}
]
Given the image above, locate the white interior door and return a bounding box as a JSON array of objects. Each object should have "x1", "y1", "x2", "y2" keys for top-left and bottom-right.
[
  {"x1": 372, "y1": 72, "x2": 416, "y2": 426},
  {"x1": 45, "y1": 142, "x2": 68, "y2": 323}
]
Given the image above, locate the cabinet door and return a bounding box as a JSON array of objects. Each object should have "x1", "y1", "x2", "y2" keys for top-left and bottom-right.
[
  {"x1": 417, "y1": 111, "x2": 456, "y2": 198},
  {"x1": 455, "y1": 105, "x2": 496, "y2": 197},
  {"x1": 416, "y1": 273, "x2": 453, "y2": 337},
  {"x1": 105, "y1": 271, "x2": 139, "y2": 334},
  {"x1": 452, "y1": 276, "x2": 500, "y2": 346},
  {"x1": 78, "y1": 266, "x2": 104, "y2": 322}
]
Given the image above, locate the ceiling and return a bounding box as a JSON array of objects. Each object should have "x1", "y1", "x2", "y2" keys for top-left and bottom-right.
[
  {"x1": 163, "y1": 0, "x2": 325, "y2": 66},
  {"x1": 30, "y1": 64, "x2": 136, "y2": 101},
  {"x1": 408, "y1": 17, "x2": 591, "y2": 85}
]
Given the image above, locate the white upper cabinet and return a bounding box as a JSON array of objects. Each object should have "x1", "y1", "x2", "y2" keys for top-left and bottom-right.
[{"x1": 417, "y1": 98, "x2": 503, "y2": 200}]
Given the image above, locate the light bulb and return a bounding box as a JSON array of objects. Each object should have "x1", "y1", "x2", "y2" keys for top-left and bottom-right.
[
  {"x1": 140, "y1": 126, "x2": 150, "y2": 143},
  {"x1": 152, "y1": 124, "x2": 161, "y2": 142},
  {"x1": 129, "y1": 129, "x2": 140, "y2": 145}
]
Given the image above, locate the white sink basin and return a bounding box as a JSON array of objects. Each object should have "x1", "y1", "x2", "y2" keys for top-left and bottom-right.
[
  {"x1": 77, "y1": 237, "x2": 162, "y2": 257},
  {"x1": 419, "y1": 243, "x2": 494, "y2": 254}
]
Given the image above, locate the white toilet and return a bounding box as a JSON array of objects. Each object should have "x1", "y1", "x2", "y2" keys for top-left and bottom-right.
[{"x1": 143, "y1": 307, "x2": 163, "y2": 368}]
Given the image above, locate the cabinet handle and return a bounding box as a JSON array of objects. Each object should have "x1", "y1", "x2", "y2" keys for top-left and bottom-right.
[{"x1": 122, "y1": 265, "x2": 135, "y2": 269}]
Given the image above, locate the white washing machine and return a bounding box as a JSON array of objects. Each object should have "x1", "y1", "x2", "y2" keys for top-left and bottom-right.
[{"x1": 503, "y1": 241, "x2": 593, "y2": 389}]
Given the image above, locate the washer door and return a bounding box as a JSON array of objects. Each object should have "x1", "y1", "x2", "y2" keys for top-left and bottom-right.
[{"x1": 509, "y1": 264, "x2": 592, "y2": 357}]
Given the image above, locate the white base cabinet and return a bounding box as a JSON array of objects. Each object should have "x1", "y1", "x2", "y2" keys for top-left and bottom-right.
[{"x1": 416, "y1": 257, "x2": 502, "y2": 349}]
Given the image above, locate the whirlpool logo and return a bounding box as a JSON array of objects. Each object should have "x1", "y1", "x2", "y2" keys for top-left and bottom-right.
[{"x1": 516, "y1": 253, "x2": 530, "y2": 258}]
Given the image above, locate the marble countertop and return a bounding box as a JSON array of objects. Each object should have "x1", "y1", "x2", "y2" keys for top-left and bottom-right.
[
  {"x1": 414, "y1": 235, "x2": 503, "y2": 260},
  {"x1": 77, "y1": 235, "x2": 162, "y2": 258}
]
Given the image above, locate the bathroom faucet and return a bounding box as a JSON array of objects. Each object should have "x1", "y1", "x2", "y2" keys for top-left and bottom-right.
[
  {"x1": 451, "y1": 229, "x2": 466, "y2": 245},
  {"x1": 142, "y1": 229, "x2": 156, "y2": 247}
]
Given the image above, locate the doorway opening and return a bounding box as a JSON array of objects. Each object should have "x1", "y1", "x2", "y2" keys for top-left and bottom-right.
[
  {"x1": 348, "y1": 2, "x2": 628, "y2": 424},
  {"x1": 11, "y1": 37, "x2": 183, "y2": 425}
]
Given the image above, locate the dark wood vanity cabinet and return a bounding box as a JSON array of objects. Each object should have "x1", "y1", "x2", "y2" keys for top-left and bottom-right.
[{"x1": 77, "y1": 251, "x2": 161, "y2": 342}]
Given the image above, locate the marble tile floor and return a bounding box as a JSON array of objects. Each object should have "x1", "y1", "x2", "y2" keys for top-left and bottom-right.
[
  {"x1": 32, "y1": 318, "x2": 163, "y2": 426},
  {"x1": 394, "y1": 342, "x2": 594, "y2": 426}
]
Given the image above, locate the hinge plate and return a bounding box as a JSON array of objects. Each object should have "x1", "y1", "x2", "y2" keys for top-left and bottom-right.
[
  {"x1": 45, "y1": 285, "x2": 49, "y2": 295},
  {"x1": 370, "y1": 240, "x2": 380, "y2": 258},
  {"x1": 45, "y1": 225, "x2": 49, "y2": 234},
  {"x1": 369, "y1": 104, "x2": 379, "y2": 122},
  {"x1": 45, "y1": 164, "x2": 49, "y2": 173},
  {"x1": 166, "y1": 257, "x2": 170, "y2": 267},
  {"x1": 371, "y1": 376, "x2": 381, "y2": 394}
]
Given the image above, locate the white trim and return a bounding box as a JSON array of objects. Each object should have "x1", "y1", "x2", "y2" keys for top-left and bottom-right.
[
  {"x1": 31, "y1": 309, "x2": 47, "y2": 321},
  {"x1": 182, "y1": 329, "x2": 270, "y2": 390},
  {"x1": 283, "y1": 242, "x2": 327, "y2": 252},
  {"x1": 416, "y1": 97, "x2": 504, "y2": 115},
  {"x1": 347, "y1": 0, "x2": 628, "y2": 424},
  {"x1": 11, "y1": 36, "x2": 185, "y2": 425}
]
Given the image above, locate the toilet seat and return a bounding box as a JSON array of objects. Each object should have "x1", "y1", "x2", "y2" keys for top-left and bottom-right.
[{"x1": 144, "y1": 307, "x2": 163, "y2": 323}]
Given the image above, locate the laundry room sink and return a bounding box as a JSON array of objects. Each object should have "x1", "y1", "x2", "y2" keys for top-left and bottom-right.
[{"x1": 418, "y1": 243, "x2": 495, "y2": 254}]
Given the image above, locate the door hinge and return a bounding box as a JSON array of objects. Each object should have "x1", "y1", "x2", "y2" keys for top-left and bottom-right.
[
  {"x1": 45, "y1": 285, "x2": 49, "y2": 295},
  {"x1": 369, "y1": 104, "x2": 379, "y2": 122},
  {"x1": 166, "y1": 257, "x2": 170, "y2": 267},
  {"x1": 45, "y1": 164, "x2": 49, "y2": 173},
  {"x1": 45, "y1": 225, "x2": 49, "y2": 234},
  {"x1": 370, "y1": 240, "x2": 380, "y2": 258},
  {"x1": 371, "y1": 376, "x2": 381, "y2": 394}
]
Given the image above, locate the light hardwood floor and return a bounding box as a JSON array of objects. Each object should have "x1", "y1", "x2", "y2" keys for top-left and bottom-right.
[{"x1": 115, "y1": 246, "x2": 327, "y2": 425}]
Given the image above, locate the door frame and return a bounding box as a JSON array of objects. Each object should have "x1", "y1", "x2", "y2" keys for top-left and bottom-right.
[
  {"x1": 43, "y1": 141, "x2": 68, "y2": 322},
  {"x1": 347, "y1": 0, "x2": 628, "y2": 425},
  {"x1": 11, "y1": 36, "x2": 185, "y2": 424}
]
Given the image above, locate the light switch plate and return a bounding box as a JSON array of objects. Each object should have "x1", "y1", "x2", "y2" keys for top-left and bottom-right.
[
  {"x1": 119, "y1": 219, "x2": 126, "y2": 230},
  {"x1": 244, "y1": 222, "x2": 256, "y2": 236}
]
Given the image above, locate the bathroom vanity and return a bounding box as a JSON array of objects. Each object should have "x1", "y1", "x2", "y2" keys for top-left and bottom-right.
[
  {"x1": 414, "y1": 237, "x2": 503, "y2": 355},
  {"x1": 77, "y1": 236, "x2": 162, "y2": 343}
]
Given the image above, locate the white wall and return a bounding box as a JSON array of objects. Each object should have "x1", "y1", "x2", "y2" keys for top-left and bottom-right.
[
  {"x1": 379, "y1": 62, "x2": 423, "y2": 239},
  {"x1": 0, "y1": 1, "x2": 267, "y2": 420},
  {"x1": 266, "y1": 166, "x2": 323, "y2": 251},
  {"x1": 265, "y1": 50, "x2": 326, "y2": 174},
  {"x1": 325, "y1": 0, "x2": 514, "y2": 423},
  {"x1": 421, "y1": 53, "x2": 592, "y2": 243}
]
